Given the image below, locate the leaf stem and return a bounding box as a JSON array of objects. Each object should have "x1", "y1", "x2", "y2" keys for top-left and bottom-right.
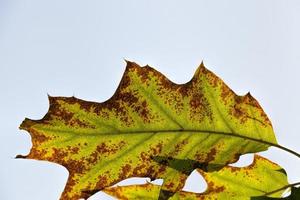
[
  {"x1": 270, "y1": 143, "x2": 300, "y2": 159},
  {"x1": 264, "y1": 182, "x2": 300, "y2": 196}
]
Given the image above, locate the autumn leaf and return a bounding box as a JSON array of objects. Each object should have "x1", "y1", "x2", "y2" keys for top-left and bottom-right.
[
  {"x1": 18, "y1": 61, "x2": 277, "y2": 200},
  {"x1": 104, "y1": 155, "x2": 289, "y2": 199}
]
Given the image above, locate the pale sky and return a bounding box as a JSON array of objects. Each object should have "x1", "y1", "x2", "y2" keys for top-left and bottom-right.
[{"x1": 1, "y1": 1, "x2": 300, "y2": 199}]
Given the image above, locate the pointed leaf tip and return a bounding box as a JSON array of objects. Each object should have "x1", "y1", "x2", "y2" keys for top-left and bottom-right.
[
  {"x1": 200, "y1": 60, "x2": 205, "y2": 68},
  {"x1": 15, "y1": 154, "x2": 27, "y2": 159},
  {"x1": 19, "y1": 118, "x2": 33, "y2": 130},
  {"x1": 192, "y1": 61, "x2": 206, "y2": 80},
  {"x1": 125, "y1": 59, "x2": 141, "y2": 69},
  {"x1": 123, "y1": 58, "x2": 130, "y2": 63}
]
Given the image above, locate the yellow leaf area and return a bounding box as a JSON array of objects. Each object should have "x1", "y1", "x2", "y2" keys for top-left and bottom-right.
[
  {"x1": 19, "y1": 61, "x2": 277, "y2": 200},
  {"x1": 104, "y1": 155, "x2": 288, "y2": 200}
]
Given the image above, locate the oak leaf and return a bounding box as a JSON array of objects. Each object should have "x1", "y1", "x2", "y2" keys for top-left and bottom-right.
[
  {"x1": 18, "y1": 61, "x2": 277, "y2": 199},
  {"x1": 104, "y1": 155, "x2": 289, "y2": 199}
]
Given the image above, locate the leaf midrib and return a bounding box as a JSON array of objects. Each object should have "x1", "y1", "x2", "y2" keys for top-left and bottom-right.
[
  {"x1": 39, "y1": 125, "x2": 300, "y2": 159},
  {"x1": 38, "y1": 126, "x2": 275, "y2": 148}
]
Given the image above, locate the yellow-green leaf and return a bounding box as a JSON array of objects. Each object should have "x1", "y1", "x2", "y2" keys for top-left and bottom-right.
[
  {"x1": 18, "y1": 61, "x2": 277, "y2": 200},
  {"x1": 104, "y1": 155, "x2": 289, "y2": 199}
]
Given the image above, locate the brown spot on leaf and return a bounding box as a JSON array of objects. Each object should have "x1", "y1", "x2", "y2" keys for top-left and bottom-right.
[
  {"x1": 133, "y1": 163, "x2": 147, "y2": 175},
  {"x1": 230, "y1": 102, "x2": 248, "y2": 124},
  {"x1": 170, "y1": 139, "x2": 189, "y2": 156},
  {"x1": 220, "y1": 83, "x2": 233, "y2": 104},
  {"x1": 60, "y1": 173, "x2": 80, "y2": 200},
  {"x1": 178, "y1": 83, "x2": 190, "y2": 97},
  {"x1": 28, "y1": 128, "x2": 50, "y2": 144},
  {"x1": 201, "y1": 67, "x2": 219, "y2": 87},
  {"x1": 95, "y1": 175, "x2": 108, "y2": 190},
  {"x1": 52, "y1": 147, "x2": 69, "y2": 161},
  {"x1": 190, "y1": 93, "x2": 204, "y2": 109},
  {"x1": 119, "y1": 92, "x2": 139, "y2": 104},
  {"x1": 189, "y1": 88, "x2": 212, "y2": 122},
  {"x1": 27, "y1": 148, "x2": 48, "y2": 160},
  {"x1": 87, "y1": 141, "x2": 126, "y2": 164},
  {"x1": 70, "y1": 118, "x2": 93, "y2": 128},
  {"x1": 164, "y1": 182, "x2": 174, "y2": 190},
  {"x1": 150, "y1": 142, "x2": 163, "y2": 155},
  {"x1": 214, "y1": 185, "x2": 225, "y2": 193},
  {"x1": 119, "y1": 70, "x2": 131, "y2": 90},
  {"x1": 65, "y1": 159, "x2": 86, "y2": 174},
  {"x1": 205, "y1": 148, "x2": 217, "y2": 163},
  {"x1": 68, "y1": 146, "x2": 80, "y2": 154},
  {"x1": 136, "y1": 65, "x2": 150, "y2": 84},
  {"x1": 119, "y1": 164, "x2": 132, "y2": 179}
]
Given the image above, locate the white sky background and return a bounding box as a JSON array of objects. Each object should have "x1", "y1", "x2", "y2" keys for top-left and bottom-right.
[{"x1": 1, "y1": 1, "x2": 300, "y2": 199}]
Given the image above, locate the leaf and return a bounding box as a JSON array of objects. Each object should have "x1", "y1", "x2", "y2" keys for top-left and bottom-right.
[
  {"x1": 251, "y1": 187, "x2": 300, "y2": 200},
  {"x1": 18, "y1": 61, "x2": 277, "y2": 200},
  {"x1": 104, "y1": 155, "x2": 289, "y2": 199}
]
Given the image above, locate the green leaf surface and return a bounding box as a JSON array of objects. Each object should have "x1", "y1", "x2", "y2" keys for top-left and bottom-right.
[
  {"x1": 18, "y1": 61, "x2": 277, "y2": 199},
  {"x1": 104, "y1": 155, "x2": 289, "y2": 199},
  {"x1": 251, "y1": 187, "x2": 300, "y2": 200}
]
